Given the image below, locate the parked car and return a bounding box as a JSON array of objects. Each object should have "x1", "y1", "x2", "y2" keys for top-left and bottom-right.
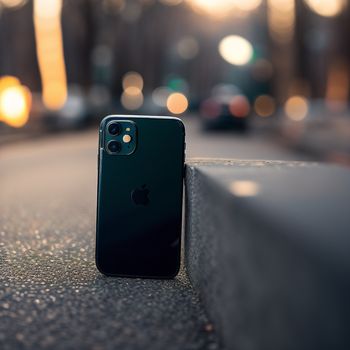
[{"x1": 199, "y1": 84, "x2": 250, "y2": 132}]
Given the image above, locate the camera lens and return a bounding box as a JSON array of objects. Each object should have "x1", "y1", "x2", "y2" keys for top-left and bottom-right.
[
  {"x1": 108, "y1": 122, "x2": 121, "y2": 136},
  {"x1": 107, "y1": 140, "x2": 122, "y2": 153}
]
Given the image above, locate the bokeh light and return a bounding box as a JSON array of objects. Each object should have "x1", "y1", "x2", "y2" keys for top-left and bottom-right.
[
  {"x1": 177, "y1": 36, "x2": 199, "y2": 60},
  {"x1": 167, "y1": 92, "x2": 188, "y2": 114},
  {"x1": 230, "y1": 180, "x2": 260, "y2": 197},
  {"x1": 0, "y1": 0, "x2": 28, "y2": 8},
  {"x1": 34, "y1": 0, "x2": 61, "y2": 18},
  {"x1": 152, "y1": 86, "x2": 171, "y2": 107},
  {"x1": 187, "y1": 0, "x2": 262, "y2": 17},
  {"x1": 124, "y1": 86, "x2": 142, "y2": 96},
  {"x1": 121, "y1": 71, "x2": 144, "y2": 110},
  {"x1": 167, "y1": 77, "x2": 189, "y2": 94},
  {"x1": 268, "y1": 0, "x2": 295, "y2": 43},
  {"x1": 121, "y1": 91, "x2": 144, "y2": 110},
  {"x1": 304, "y1": 0, "x2": 346, "y2": 17},
  {"x1": 187, "y1": 0, "x2": 236, "y2": 18},
  {"x1": 229, "y1": 95, "x2": 250, "y2": 118},
  {"x1": 254, "y1": 95, "x2": 276, "y2": 117},
  {"x1": 122, "y1": 71, "x2": 144, "y2": 91},
  {"x1": 0, "y1": 76, "x2": 21, "y2": 91},
  {"x1": 34, "y1": 0, "x2": 67, "y2": 110},
  {"x1": 200, "y1": 99, "x2": 222, "y2": 119},
  {"x1": 234, "y1": 0, "x2": 262, "y2": 11},
  {"x1": 218, "y1": 36, "x2": 253, "y2": 66},
  {"x1": 284, "y1": 96, "x2": 309, "y2": 121},
  {"x1": 0, "y1": 84, "x2": 31, "y2": 128}
]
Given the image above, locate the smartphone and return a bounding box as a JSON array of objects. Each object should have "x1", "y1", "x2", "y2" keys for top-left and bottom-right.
[{"x1": 96, "y1": 115, "x2": 185, "y2": 278}]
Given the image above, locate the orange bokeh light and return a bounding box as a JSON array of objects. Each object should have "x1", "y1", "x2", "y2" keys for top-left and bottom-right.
[
  {"x1": 167, "y1": 93, "x2": 189, "y2": 114},
  {"x1": 0, "y1": 79, "x2": 31, "y2": 128},
  {"x1": 229, "y1": 95, "x2": 250, "y2": 118}
]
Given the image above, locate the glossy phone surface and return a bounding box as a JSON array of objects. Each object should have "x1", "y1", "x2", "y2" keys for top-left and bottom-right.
[{"x1": 96, "y1": 115, "x2": 185, "y2": 278}]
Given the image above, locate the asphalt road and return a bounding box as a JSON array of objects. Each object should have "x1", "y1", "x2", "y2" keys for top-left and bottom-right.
[
  {"x1": 0, "y1": 117, "x2": 307, "y2": 350},
  {"x1": 184, "y1": 119, "x2": 310, "y2": 160}
]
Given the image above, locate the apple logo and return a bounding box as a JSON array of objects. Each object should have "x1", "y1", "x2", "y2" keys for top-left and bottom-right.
[{"x1": 131, "y1": 184, "x2": 150, "y2": 206}]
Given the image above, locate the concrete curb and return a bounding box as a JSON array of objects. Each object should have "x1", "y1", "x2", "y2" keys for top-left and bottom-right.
[{"x1": 185, "y1": 158, "x2": 350, "y2": 350}]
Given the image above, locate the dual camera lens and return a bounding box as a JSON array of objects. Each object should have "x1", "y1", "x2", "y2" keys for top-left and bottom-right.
[
  {"x1": 105, "y1": 120, "x2": 136, "y2": 155},
  {"x1": 107, "y1": 122, "x2": 122, "y2": 153}
]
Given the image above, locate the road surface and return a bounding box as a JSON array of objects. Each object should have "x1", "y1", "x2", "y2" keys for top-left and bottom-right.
[{"x1": 0, "y1": 117, "x2": 308, "y2": 349}]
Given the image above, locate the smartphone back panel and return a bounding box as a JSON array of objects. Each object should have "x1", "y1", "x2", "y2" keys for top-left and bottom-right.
[{"x1": 96, "y1": 115, "x2": 185, "y2": 278}]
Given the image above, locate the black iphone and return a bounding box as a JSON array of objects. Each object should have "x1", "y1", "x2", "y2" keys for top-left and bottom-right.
[{"x1": 96, "y1": 115, "x2": 185, "y2": 278}]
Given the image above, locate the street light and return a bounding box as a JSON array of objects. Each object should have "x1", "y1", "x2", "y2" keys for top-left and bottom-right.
[
  {"x1": 33, "y1": 0, "x2": 67, "y2": 111},
  {"x1": 304, "y1": 0, "x2": 346, "y2": 17},
  {"x1": 0, "y1": 77, "x2": 31, "y2": 128},
  {"x1": 218, "y1": 35, "x2": 253, "y2": 66}
]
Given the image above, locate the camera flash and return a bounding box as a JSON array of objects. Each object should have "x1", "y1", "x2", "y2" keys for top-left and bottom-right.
[{"x1": 123, "y1": 134, "x2": 132, "y2": 143}]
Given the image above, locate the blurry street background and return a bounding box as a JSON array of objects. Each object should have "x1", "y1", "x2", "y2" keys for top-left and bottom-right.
[{"x1": 0, "y1": 0, "x2": 350, "y2": 164}]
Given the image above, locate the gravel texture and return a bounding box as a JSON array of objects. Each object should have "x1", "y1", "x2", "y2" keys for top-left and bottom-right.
[{"x1": 0, "y1": 132, "x2": 219, "y2": 350}]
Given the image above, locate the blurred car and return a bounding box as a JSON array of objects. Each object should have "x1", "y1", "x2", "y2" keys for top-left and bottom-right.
[
  {"x1": 279, "y1": 99, "x2": 350, "y2": 163},
  {"x1": 199, "y1": 84, "x2": 250, "y2": 132}
]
